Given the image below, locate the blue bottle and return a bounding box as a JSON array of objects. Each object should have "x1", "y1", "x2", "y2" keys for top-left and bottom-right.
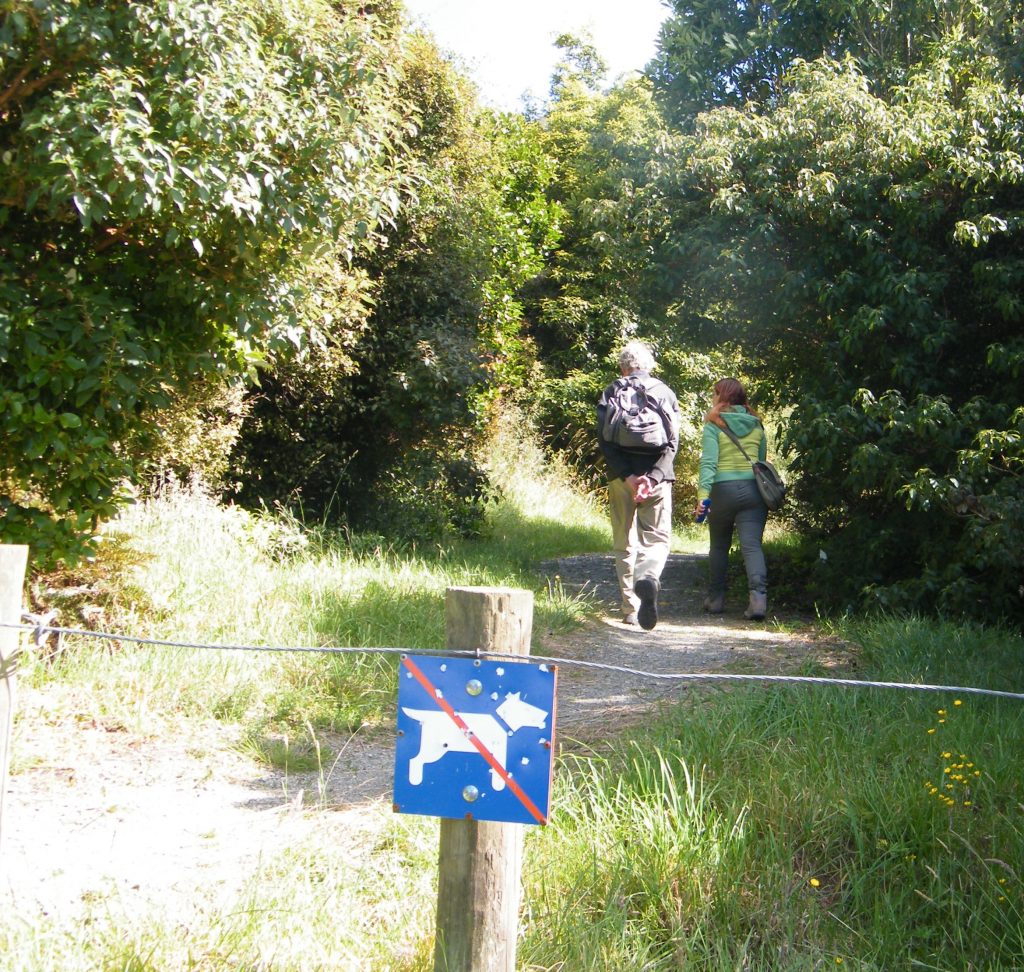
[{"x1": 695, "y1": 499, "x2": 711, "y2": 524}]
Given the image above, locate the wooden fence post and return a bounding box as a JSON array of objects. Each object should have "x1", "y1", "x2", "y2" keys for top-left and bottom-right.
[
  {"x1": 0, "y1": 545, "x2": 29, "y2": 863},
  {"x1": 435, "y1": 586, "x2": 534, "y2": 972}
]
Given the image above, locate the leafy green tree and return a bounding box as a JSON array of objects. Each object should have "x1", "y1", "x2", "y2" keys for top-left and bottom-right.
[
  {"x1": 0, "y1": 0, "x2": 407, "y2": 563},
  {"x1": 650, "y1": 0, "x2": 1024, "y2": 125},
  {"x1": 549, "y1": 31, "x2": 608, "y2": 99},
  {"x1": 523, "y1": 69, "x2": 669, "y2": 373},
  {"x1": 521, "y1": 39, "x2": 740, "y2": 499},
  {"x1": 229, "y1": 32, "x2": 562, "y2": 541},
  {"x1": 649, "y1": 45, "x2": 1024, "y2": 618}
]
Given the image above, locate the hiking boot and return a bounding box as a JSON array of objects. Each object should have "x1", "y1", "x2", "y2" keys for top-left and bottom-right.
[
  {"x1": 635, "y1": 577, "x2": 659, "y2": 630},
  {"x1": 703, "y1": 594, "x2": 724, "y2": 614},
  {"x1": 744, "y1": 591, "x2": 767, "y2": 621}
]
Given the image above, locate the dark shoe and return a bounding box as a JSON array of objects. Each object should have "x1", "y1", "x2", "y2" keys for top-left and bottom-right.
[
  {"x1": 703, "y1": 594, "x2": 724, "y2": 614},
  {"x1": 744, "y1": 591, "x2": 767, "y2": 621},
  {"x1": 635, "y1": 577, "x2": 659, "y2": 630}
]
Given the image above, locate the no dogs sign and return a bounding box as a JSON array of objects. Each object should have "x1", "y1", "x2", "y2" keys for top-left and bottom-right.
[{"x1": 393, "y1": 654, "x2": 557, "y2": 825}]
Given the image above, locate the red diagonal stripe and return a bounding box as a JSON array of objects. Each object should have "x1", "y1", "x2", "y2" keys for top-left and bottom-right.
[{"x1": 402, "y1": 656, "x2": 547, "y2": 825}]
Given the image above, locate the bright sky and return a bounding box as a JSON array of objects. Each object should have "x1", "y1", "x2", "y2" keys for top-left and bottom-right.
[{"x1": 402, "y1": 0, "x2": 672, "y2": 112}]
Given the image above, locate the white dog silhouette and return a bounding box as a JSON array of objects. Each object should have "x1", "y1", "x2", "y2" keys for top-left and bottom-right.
[{"x1": 402, "y1": 692, "x2": 548, "y2": 790}]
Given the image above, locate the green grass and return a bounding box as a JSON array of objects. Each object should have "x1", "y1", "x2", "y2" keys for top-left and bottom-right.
[
  {"x1": 521, "y1": 615, "x2": 1024, "y2": 970},
  {"x1": 8, "y1": 416, "x2": 1024, "y2": 970},
  {"x1": 18, "y1": 417, "x2": 610, "y2": 747},
  {"x1": 13, "y1": 600, "x2": 1021, "y2": 971}
]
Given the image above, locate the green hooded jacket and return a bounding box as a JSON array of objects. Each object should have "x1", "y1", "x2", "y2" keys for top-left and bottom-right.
[{"x1": 697, "y1": 406, "x2": 768, "y2": 502}]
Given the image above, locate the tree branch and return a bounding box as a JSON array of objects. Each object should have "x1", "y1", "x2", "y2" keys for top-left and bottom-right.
[
  {"x1": 0, "y1": 66, "x2": 69, "y2": 119},
  {"x1": 93, "y1": 226, "x2": 133, "y2": 252}
]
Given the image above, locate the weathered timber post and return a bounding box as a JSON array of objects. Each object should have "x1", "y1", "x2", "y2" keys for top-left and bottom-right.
[
  {"x1": 0, "y1": 545, "x2": 29, "y2": 863},
  {"x1": 435, "y1": 586, "x2": 534, "y2": 972}
]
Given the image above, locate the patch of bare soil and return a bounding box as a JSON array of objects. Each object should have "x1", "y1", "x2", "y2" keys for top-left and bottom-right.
[{"x1": 1, "y1": 554, "x2": 851, "y2": 921}]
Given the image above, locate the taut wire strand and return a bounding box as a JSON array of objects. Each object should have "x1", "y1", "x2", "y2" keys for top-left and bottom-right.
[{"x1": 5, "y1": 618, "x2": 1024, "y2": 702}]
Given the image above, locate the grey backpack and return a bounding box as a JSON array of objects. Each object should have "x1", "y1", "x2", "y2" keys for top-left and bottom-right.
[{"x1": 602, "y1": 376, "x2": 672, "y2": 452}]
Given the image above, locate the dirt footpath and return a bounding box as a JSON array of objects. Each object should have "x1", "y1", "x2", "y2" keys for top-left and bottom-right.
[
  {"x1": 536, "y1": 552, "x2": 835, "y2": 738},
  {"x1": 1, "y1": 553, "x2": 844, "y2": 920}
]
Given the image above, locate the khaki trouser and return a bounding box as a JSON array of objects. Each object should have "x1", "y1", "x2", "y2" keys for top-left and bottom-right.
[{"x1": 608, "y1": 478, "x2": 672, "y2": 616}]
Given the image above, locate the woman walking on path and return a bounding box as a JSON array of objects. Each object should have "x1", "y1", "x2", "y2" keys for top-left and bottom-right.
[{"x1": 694, "y1": 378, "x2": 769, "y2": 621}]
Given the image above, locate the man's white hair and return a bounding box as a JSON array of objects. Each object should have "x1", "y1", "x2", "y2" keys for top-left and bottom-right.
[{"x1": 618, "y1": 340, "x2": 656, "y2": 373}]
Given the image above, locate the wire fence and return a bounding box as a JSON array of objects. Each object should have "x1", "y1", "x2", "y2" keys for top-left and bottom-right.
[{"x1": 5, "y1": 615, "x2": 1024, "y2": 703}]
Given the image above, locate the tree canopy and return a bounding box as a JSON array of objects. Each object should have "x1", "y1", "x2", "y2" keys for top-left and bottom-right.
[
  {"x1": 1, "y1": 0, "x2": 407, "y2": 561},
  {"x1": 645, "y1": 34, "x2": 1024, "y2": 617},
  {"x1": 2, "y1": 0, "x2": 1022, "y2": 624},
  {"x1": 650, "y1": 0, "x2": 1024, "y2": 125}
]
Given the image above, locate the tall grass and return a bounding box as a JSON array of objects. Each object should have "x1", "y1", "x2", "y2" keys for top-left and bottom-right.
[
  {"x1": 11, "y1": 608, "x2": 1021, "y2": 970},
  {"x1": 521, "y1": 615, "x2": 1024, "y2": 969},
  {"x1": 18, "y1": 413, "x2": 609, "y2": 742}
]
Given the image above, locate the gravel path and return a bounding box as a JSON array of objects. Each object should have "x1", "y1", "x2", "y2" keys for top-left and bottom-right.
[
  {"x1": 1, "y1": 552, "x2": 836, "y2": 921},
  {"x1": 536, "y1": 552, "x2": 823, "y2": 739}
]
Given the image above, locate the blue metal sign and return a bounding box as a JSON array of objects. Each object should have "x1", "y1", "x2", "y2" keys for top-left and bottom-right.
[{"x1": 393, "y1": 654, "x2": 557, "y2": 825}]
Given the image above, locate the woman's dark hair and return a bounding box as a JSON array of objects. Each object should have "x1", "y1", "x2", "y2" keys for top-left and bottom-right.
[{"x1": 705, "y1": 377, "x2": 760, "y2": 428}]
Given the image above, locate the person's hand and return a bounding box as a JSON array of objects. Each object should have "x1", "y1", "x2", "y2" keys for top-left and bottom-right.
[
  {"x1": 693, "y1": 500, "x2": 706, "y2": 517},
  {"x1": 627, "y1": 474, "x2": 654, "y2": 502}
]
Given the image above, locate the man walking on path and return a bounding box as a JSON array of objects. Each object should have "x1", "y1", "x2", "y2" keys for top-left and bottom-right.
[{"x1": 596, "y1": 341, "x2": 680, "y2": 630}]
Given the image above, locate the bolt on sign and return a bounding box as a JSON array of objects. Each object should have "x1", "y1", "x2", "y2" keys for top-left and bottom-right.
[{"x1": 393, "y1": 655, "x2": 557, "y2": 825}]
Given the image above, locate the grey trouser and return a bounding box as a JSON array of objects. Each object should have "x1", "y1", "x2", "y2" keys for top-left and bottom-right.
[
  {"x1": 707, "y1": 479, "x2": 768, "y2": 596},
  {"x1": 609, "y1": 478, "x2": 672, "y2": 615}
]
